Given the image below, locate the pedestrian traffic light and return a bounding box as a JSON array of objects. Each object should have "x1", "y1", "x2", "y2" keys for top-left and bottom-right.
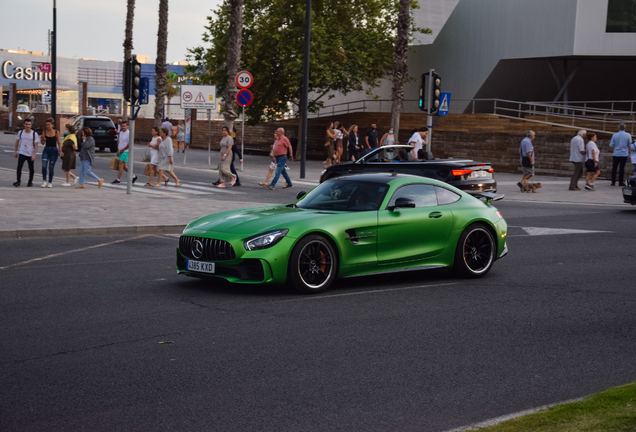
[
  {"x1": 130, "y1": 55, "x2": 142, "y2": 105},
  {"x1": 419, "y1": 74, "x2": 427, "y2": 112},
  {"x1": 123, "y1": 58, "x2": 132, "y2": 102},
  {"x1": 431, "y1": 72, "x2": 441, "y2": 114}
]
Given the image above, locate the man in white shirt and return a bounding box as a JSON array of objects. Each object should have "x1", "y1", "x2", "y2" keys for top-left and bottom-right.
[
  {"x1": 112, "y1": 121, "x2": 138, "y2": 184},
  {"x1": 13, "y1": 119, "x2": 39, "y2": 187},
  {"x1": 568, "y1": 129, "x2": 586, "y2": 191},
  {"x1": 408, "y1": 127, "x2": 428, "y2": 159}
]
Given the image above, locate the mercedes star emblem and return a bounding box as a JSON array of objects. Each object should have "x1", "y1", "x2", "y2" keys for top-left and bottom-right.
[{"x1": 192, "y1": 240, "x2": 204, "y2": 259}]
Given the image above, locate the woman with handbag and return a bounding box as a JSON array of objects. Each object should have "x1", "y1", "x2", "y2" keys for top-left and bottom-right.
[
  {"x1": 60, "y1": 124, "x2": 78, "y2": 186},
  {"x1": 75, "y1": 127, "x2": 104, "y2": 189},
  {"x1": 155, "y1": 127, "x2": 181, "y2": 187}
]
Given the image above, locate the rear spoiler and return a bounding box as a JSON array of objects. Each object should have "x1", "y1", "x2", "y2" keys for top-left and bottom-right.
[{"x1": 467, "y1": 191, "x2": 504, "y2": 204}]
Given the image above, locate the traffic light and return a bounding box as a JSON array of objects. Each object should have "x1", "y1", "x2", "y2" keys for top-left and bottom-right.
[
  {"x1": 123, "y1": 58, "x2": 132, "y2": 102},
  {"x1": 431, "y1": 72, "x2": 441, "y2": 114},
  {"x1": 419, "y1": 74, "x2": 426, "y2": 112},
  {"x1": 130, "y1": 55, "x2": 142, "y2": 105}
]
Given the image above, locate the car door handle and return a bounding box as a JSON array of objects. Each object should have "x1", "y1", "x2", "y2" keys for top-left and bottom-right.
[{"x1": 428, "y1": 211, "x2": 443, "y2": 219}]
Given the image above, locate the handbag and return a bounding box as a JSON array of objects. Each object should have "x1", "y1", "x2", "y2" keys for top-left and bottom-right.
[
  {"x1": 110, "y1": 158, "x2": 120, "y2": 170},
  {"x1": 522, "y1": 156, "x2": 532, "y2": 168},
  {"x1": 143, "y1": 163, "x2": 153, "y2": 176}
]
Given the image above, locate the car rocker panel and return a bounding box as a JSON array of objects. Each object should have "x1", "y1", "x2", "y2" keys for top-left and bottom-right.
[{"x1": 177, "y1": 174, "x2": 508, "y2": 293}]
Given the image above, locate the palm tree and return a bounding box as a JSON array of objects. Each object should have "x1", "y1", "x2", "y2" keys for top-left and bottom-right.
[
  {"x1": 122, "y1": 0, "x2": 136, "y2": 121},
  {"x1": 223, "y1": 0, "x2": 244, "y2": 132},
  {"x1": 153, "y1": 0, "x2": 169, "y2": 128},
  {"x1": 165, "y1": 71, "x2": 180, "y2": 106},
  {"x1": 390, "y1": 0, "x2": 411, "y2": 143}
]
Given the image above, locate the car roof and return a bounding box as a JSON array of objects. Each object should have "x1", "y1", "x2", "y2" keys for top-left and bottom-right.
[{"x1": 79, "y1": 116, "x2": 112, "y2": 120}]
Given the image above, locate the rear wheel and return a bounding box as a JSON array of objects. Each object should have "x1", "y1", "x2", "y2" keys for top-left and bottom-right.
[
  {"x1": 453, "y1": 223, "x2": 496, "y2": 278},
  {"x1": 288, "y1": 235, "x2": 337, "y2": 293}
]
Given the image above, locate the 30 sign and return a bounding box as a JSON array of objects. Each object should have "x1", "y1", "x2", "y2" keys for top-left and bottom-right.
[{"x1": 235, "y1": 71, "x2": 253, "y2": 89}]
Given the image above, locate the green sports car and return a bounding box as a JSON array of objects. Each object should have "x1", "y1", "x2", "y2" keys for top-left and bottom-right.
[{"x1": 176, "y1": 173, "x2": 508, "y2": 293}]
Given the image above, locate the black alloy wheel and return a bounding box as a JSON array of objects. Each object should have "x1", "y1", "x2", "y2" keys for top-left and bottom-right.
[
  {"x1": 454, "y1": 223, "x2": 496, "y2": 277},
  {"x1": 288, "y1": 234, "x2": 337, "y2": 293}
]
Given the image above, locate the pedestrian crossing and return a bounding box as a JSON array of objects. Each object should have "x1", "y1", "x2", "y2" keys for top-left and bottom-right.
[{"x1": 90, "y1": 180, "x2": 249, "y2": 197}]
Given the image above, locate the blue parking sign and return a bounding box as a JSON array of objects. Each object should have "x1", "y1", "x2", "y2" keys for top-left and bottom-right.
[
  {"x1": 438, "y1": 92, "x2": 451, "y2": 115},
  {"x1": 139, "y1": 77, "x2": 149, "y2": 105}
]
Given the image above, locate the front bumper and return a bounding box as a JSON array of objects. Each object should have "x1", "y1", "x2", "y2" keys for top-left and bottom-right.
[{"x1": 622, "y1": 186, "x2": 636, "y2": 205}]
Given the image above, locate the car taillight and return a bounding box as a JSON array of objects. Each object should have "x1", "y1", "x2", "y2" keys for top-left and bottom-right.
[
  {"x1": 109, "y1": 129, "x2": 117, "y2": 135},
  {"x1": 452, "y1": 169, "x2": 473, "y2": 176},
  {"x1": 487, "y1": 168, "x2": 494, "y2": 173},
  {"x1": 496, "y1": 210, "x2": 503, "y2": 219}
]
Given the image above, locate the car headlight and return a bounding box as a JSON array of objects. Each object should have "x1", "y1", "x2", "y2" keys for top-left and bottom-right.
[{"x1": 244, "y1": 229, "x2": 289, "y2": 251}]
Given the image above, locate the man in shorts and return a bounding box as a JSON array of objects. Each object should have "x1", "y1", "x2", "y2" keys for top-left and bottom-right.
[
  {"x1": 13, "y1": 119, "x2": 39, "y2": 187},
  {"x1": 112, "y1": 121, "x2": 138, "y2": 184},
  {"x1": 518, "y1": 130, "x2": 535, "y2": 190}
]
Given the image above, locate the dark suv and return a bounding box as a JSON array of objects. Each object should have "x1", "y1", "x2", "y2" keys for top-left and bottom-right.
[{"x1": 71, "y1": 116, "x2": 118, "y2": 152}]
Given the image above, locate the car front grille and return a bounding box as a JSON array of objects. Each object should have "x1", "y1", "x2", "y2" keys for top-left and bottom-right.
[{"x1": 179, "y1": 236, "x2": 236, "y2": 261}]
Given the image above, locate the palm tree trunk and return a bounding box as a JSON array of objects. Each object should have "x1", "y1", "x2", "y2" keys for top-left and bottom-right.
[
  {"x1": 153, "y1": 0, "x2": 169, "y2": 129},
  {"x1": 122, "y1": 0, "x2": 135, "y2": 122},
  {"x1": 390, "y1": 0, "x2": 411, "y2": 143},
  {"x1": 223, "y1": 0, "x2": 244, "y2": 133}
]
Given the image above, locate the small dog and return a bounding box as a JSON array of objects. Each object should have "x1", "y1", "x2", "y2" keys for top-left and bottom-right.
[{"x1": 521, "y1": 180, "x2": 542, "y2": 193}]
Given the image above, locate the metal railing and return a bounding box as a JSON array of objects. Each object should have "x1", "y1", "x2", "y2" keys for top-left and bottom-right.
[
  {"x1": 469, "y1": 98, "x2": 636, "y2": 135},
  {"x1": 306, "y1": 99, "x2": 423, "y2": 118}
]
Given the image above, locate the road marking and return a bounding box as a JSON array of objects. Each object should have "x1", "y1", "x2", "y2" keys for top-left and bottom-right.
[
  {"x1": 270, "y1": 282, "x2": 457, "y2": 303},
  {"x1": 0, "y1": 234, "x2": 153, "y2": 271},
  {"x1": 508, "y1": 226, "x2": 611, "y2": 236},
  {"x1": 441, "y1": 397, "x2": 584, "y2": 432},
  {"x1": 3, "y1": 256, "x2": 169, "y2": 270}
]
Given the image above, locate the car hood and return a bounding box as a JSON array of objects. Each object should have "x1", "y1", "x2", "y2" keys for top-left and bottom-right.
[{"x1": 184, "y1": 205, "x2": 334, "y2": 236}]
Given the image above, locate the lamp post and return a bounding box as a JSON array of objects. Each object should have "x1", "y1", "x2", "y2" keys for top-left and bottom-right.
[
  {"x1": 299, "y1": 0, "x2": 311, "y2": 179},
  {"x1": 51, "y1": 0, "x2": 57, "y2": 124}
]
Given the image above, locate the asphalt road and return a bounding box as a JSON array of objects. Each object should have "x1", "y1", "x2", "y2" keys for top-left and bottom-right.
[{"x1": 2, "y1": 200, "x2": 636, "y2": 431}]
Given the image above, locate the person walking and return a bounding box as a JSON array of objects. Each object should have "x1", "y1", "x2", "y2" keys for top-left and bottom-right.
[
  {"x1": 112, "y1": 121, "x2": 138, "y2": 185},
  {"x1": 175, "y1": 120, "x2": 185, "y2": 153},
  {"x1": 145, "y1": 126, "x2": 168, "y2": 186},
  {"x1": 40, "y1": 118, "x2": 61, "y2": 188},
  {"x1": 584, "y1": 133, "x2": 600, "y2": 190},
  {"x1": 568, "y1": 129, "x2": 586, "y2": 191},
  {"x1": 323, "y1": 123, "x2": 337, "y2": 166},
  {"x1": 380, "y1": 127, "x2": 395, "y2": 147},
  {"x1": 518, "y1": 130, "x2": 535, "y2": 190},
  {"x1": 609, "y1": 123, "x2": 632, "y2": 186},
  {"x1": 60, "y1": 124, "x2": 78, "y2": 186},
  {"x1": 161, "y1": 118, "x2": 173, "y2": 138},
  {"x1": 216, "y1": 126, "x2": 237, "y2": 188},
  {"x1": 13, "y1": 119, "x2": 39, "y2": 187},
  {"x1": 365, "y1": 123, "x2": 379, "y2": 155},
  {"x1": 266, "y1": 128, "x2": 294, "y2": 190},
  {"x1": 348, "y1": 125, "x2": 360, "y2": 161},
  {"x1": 155, "y1": 127, "x2": 181, "y2": 187},
  {"x1": 230, "y1": 137, "x2": 243, "y2": 186},
  {"x1": 333, "y1": 121, "x2": 344, "y2": 164},
  {"x1": 76, "y1": 127, "x2": 104, "y2": 189},
  {"x1": 408, "y1": 127, "x2": 428, "y2": 159}
]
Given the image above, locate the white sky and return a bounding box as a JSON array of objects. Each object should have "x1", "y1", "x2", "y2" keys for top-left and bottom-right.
[{"x1": 0, "y1": 0, "x2": 222, "y2": 63}]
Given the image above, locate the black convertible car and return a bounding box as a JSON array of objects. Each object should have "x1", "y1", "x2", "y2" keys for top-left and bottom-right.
[{"x1": 319, "y1": 145, "x2": 497, "y2": 192}]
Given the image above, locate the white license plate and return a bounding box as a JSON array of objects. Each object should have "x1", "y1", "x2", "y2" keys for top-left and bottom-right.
[
  {"x1": 624, "y1": 189, "x2": 633, "y2": 196},
  {"x1": 187, "y1": 260, "x2": 215, "y2": 273}
]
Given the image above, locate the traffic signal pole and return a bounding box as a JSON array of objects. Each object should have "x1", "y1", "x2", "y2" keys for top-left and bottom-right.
[
  {"x1": 127, "y1": 104, "x2": 135, "y2": 195},
  {"x1": 426, "y1": 68, "x2": 434, "y2": 154}
]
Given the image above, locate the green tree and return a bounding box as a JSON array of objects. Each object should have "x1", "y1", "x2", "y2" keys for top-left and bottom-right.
[
  {"x1": 187, "y1": 0, "x2": 420, "y2": 127},
  {"x1": 165, "y1": 71, "x2": 180, "y2": 105}
]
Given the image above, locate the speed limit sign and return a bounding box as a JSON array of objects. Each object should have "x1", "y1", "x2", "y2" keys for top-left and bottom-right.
[{"x1": 236, "y1": 71, "x2": 253, "y2": 89}]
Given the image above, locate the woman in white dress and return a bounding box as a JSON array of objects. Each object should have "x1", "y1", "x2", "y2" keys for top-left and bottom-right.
[
  {"x1": 176, "y1": 120, "x2": 186, "y2": 153},
  {"x1": 145, "y1": 126, "x2": 168, "y2": 186},
  {"x1": 155, "y1": 127, "x2": 181, "y2": 187}
]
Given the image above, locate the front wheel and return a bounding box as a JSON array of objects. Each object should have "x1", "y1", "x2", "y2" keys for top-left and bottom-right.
[
  {"x1": 288, "y1": 235, "x2": 338, "y2": 294},
  {"x1": 453, "y1": 223, "x2": 496, "y2": 278}
]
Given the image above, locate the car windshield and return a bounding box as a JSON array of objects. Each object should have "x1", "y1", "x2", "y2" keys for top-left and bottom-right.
[
  {"x1": 84, "y1": 119, "x2": 115, "y2": 129},
  {"x1": 364, "y1": 146, "x2": 415, "y2": 163},
  {"x1": 297, "y1": 180, "x2": 389, "y2": 212}
]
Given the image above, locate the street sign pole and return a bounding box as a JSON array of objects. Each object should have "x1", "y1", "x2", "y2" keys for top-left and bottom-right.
[
  {"x1": 426, "y1": 68, "x2": 434, "y2": 154},
  {"x1": 127, "y1": 102, "x2": 135, "y2": 195},
  {"x1": 241, "y1": 107, "x2": 245, "y2": 171}
]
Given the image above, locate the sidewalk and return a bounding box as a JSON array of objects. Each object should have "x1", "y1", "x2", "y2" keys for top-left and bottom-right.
[{"x1": 0, "y1": 158, "x2": 629, "y2": 238}]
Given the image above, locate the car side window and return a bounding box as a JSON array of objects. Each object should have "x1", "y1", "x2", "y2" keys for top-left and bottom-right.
[
  {"x1": 435, "y1": 187, "x2": 461, "y2": 205},
  {"x1": 388, "y1": 184, "x2": 438, "y2": 208}
]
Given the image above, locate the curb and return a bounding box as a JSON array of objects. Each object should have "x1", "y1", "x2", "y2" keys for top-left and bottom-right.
[{"x1": 0, "y1": 224, "x2": 186, "y2": 239}]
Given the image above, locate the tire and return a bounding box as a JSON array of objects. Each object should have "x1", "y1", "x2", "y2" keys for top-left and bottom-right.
[
  {"x1": 288, "y1": 234, "x2": 338, "y2": 294},
  {"x1": 453, "y1": 223, "x2": 496, "y2": 278}
]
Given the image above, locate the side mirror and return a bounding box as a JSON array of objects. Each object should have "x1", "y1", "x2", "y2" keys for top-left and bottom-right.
[
  {"x1": 296, "y1": 191, "x2": 306, "y2": 200},
  {"x1": 388, "y1": 197, "x2": 416, "y2": 211}
]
